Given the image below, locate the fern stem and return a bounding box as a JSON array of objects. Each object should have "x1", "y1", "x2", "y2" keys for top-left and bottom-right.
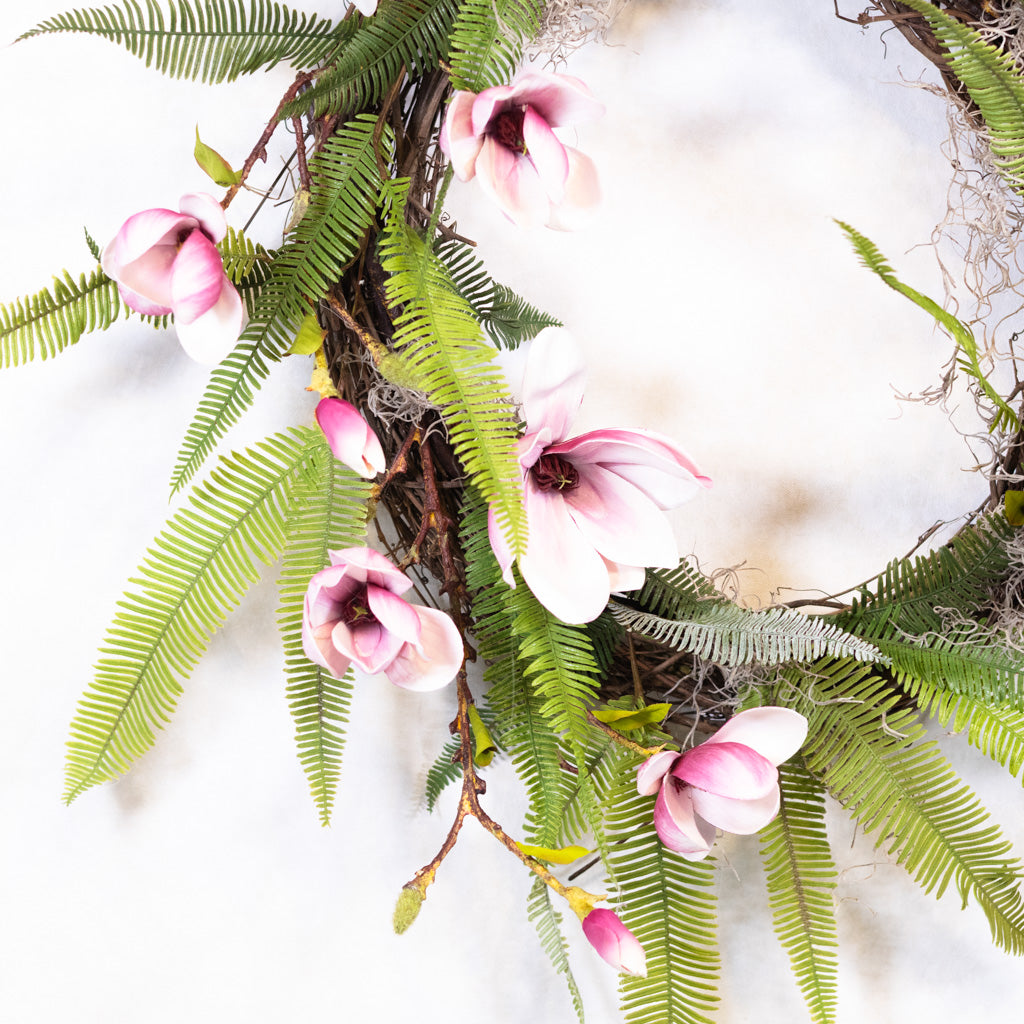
[{"x1": 427, "y1": 164, "x2": 454, "y2": 242}]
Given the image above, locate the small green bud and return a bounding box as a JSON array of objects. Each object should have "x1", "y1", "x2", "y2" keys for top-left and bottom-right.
[
  {"x1": 468, "y1": 705, "x2": 496, "y2": 767},
  {"x1": 393, "y1": 886, "x2": 424, "y2": 935},
  {"x1": 290, "y1": 313, "x2": 325, "y2": 355}
]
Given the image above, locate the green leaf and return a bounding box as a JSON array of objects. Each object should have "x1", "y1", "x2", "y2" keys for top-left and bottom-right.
[
  {"x1": 837, "y1": 220, "x2": 1018, "y2": 432},
  {"x1": 276, "y1": 434, "x2": 373, "y2": 824},
  {"x1": 527, "y1": 877, "x2": 586, "y2": 1024},
  {"x1": 760, "y1": 760, "x2": 838, "y2": 1024},
  {"x1": 195, "y1": 126, "x2": 242, "y2": 186},
  {"x1": 448, "y1": 0, "x2": 545, "y2": 92},
  {"x1": 289, "y1": 312, "x2": 325, "y2": 355},
  {"x1": 64, "y1": 427, "x2": 320, "y2": 803},
  {"x1": 1006, "y1": 490, "x2": 1024, "y2": 526},
  {"x1": 0, "y1": 266, "x2": 123, "y2": 367},
  {"x1": 18, "y1": 0, "x2": 347, "y2": 83},
  {"x1": 591, "y1": 703, "x2": 672, "y2": 731},
  {"x1": 516, "y1": 843, "x2": 590, "y2": 864},
  {"x1": 380, "y1": 182, "x2": 525, "y2": 554}
]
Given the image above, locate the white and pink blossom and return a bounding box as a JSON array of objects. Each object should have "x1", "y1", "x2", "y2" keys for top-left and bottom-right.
[
  {"x1": 302, "y1": 547, "x2": 463, "y2": 690},
  {"x1": 440, "y1": 71, "x2": 604, "y2": 229},
  {"x1": 488, "y1": 327, "x2": 711, "y2": 624},
  {"x1": 315, "y1": 397, "x2": 385, "y2": 478},
  {"x1": 581, "y1": 909, "x2": 647, "y2": 977},
  {"x1": 101, "y1": 192, "x2": 244, "y2": 365},
  {"x1": 636, "y1": 708, "x2": 809, "y2": 860}
]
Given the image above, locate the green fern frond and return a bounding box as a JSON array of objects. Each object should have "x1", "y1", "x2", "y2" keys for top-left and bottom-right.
[
  {"x1": 610, "y1": 600, "x2": 885, "y2": 667},
  {"x1": 282, "y1": 0, "x2": 459, "y2": 119},
  {"x1": 380, "y1": 188, "x2": 525, "y2": 553},
  {"x1": 169, "y1": 118, "x2": 390, "y2": 495},
  {"x1": 64, "y1": 427, "x2": 320, "y2": 803},
  {"x1": 424, "y1": 735, "x2": 462, "y2": 810},
  {"x1": 84, "y1": 228, "x2": 102, "y2": 262},
  {"x1": 219, "y1": 225, "x2": 275, "y2": 285},
  {"x1": 837, "y1": 220, "x2": 1018, "y2": 431},
  {"x1": 18, "y1": 0, "x2": 346, "y2": 83},
  {"x1": 448, "y1": 0, "x2": 545, "y2": 93},
  {"x1": 836, "y1": 513, "x2": 1014, "y2": 636},
  {"x1": 437, "y1": 238, "x2": 562, "y2": 349},
  {"x1": 276, "y1": 434, "x2": 373, "y2": 824},
  {"x1": 636, "y1": 562, "x2": 724, "y2": 614},
  {"x1": 905, "y1": 678, "x2": 1024, "y2": 781},
  {"x1": 527, "y1": 877, "x2": 585, "y2": 1024},
  {"x1": 0, "y1": 266, "x2": 123, "y2": 367},
  {"x1": 760, "y1": 760, "x2": 838, "y2": 1024},
  {"x1": 782, "y1": 663, "x2": 1024, "y2": 953},
  {"x1": 897, "y1": 0, "x2": 1024, "y2": 192},
  {"x1": 605, "y1": 756, "x2": 720, "y2": 1024}
]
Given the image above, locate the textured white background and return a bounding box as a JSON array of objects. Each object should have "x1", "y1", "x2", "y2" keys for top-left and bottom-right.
[{"x1": 2, "y1": 1, "x2": 1024, "y2": 1021}]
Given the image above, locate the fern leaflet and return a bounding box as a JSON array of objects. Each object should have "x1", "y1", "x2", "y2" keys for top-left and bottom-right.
[
  {"x1": 527, "y1": 877, "x2": 585, "y2": 1024},
  {"x1": 448, "y1": 0, "x2": 545, "y2": 93}
]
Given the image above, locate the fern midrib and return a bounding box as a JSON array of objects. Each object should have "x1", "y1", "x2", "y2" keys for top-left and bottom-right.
[{"x1": 66, "y1": 453, "x2": 299, "y2": 801}]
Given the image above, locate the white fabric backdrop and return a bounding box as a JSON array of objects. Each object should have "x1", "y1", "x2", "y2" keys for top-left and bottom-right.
[{"x1": 2, "y1": 1, "x2": 1023, "y2": 1021}]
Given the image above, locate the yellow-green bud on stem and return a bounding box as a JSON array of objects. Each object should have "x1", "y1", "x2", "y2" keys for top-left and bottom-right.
[
  {"x1": 468, "y1": 705, "x2": 496, "y2": 767},
  {"x1": 393, "y1": 885, "x2": 425, "y2": 934}
]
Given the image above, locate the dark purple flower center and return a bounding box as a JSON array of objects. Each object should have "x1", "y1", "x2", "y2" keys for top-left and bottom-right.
[
  {"x1": 491, "y1": 108, "x2": 527, "y2": 153},
  {"x1": 341, "y1": 588, "x2": 378, "y2": 626},
  {"x1": 532, "y1": 453, "x2": 580, "y2": 492}
]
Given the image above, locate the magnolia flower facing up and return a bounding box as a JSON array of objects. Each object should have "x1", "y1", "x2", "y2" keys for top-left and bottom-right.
[
  {"x1": 488, "y1": 327, "x2": 711, "y2": 624},
  {"x1": 101, "y1": 192, "x2": 244, "y2": 365},
  {"x1": 636, "y1": 708, "x2": 809, "y2": 861},
  {"x1": 440, "y1": 71, "x2": 604, "y2": 229},
  {"x1": 581, "y1": 909, "x2": 647, "y2": 977},
  {"x1": 315, "y1": 397, "x2": 386, "y2": 478},
  {"x1": 302, "y1": 547, "x2": 463, "y2": 690}
]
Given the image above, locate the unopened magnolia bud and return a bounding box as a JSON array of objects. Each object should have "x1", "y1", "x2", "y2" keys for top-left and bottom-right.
[{"x1": 393, "y1": 886, "x2": 424, "y2": 934}]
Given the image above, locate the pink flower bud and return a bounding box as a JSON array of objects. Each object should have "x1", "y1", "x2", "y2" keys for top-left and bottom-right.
[
  {"x1": 101, "y1": 193, "x2": 245, "y2": 364},
  {"x1": 314, "y1": 398, "x2": 386, "y2": 478},
  {"x1": 581, "y1": 909, "x2": 647, "y2": 977}
]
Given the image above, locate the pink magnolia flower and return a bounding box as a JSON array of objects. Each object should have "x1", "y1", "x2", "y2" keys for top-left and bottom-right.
[
  {"x1": 581, "y1": 909, "x2": 647, "y2": 977},
  {"x1": 315, "y1": 397, "x2": 385, "y2": 477},
  {"x1": 350, "y1": 0, "x2": 376, "y2": 13},
  {"x1": 488, "y1": 327, "x2": 712, "y2": 624},
  {"x1": 440, "y1": 71, "x2": 604, "y2": 229},
  {"x1": 302, "y1": 547, "x2": 463, "y2": 690},
  {"x1": 101, "y1": 192, "x2": 245, "y2": 364},
  {"x1": 636, "y1": 708, "x2": 809, "y2": 860}
]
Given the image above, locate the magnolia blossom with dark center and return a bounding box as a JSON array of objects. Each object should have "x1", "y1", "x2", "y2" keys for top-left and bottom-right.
[
  {"x1": 636, "y1": 708, "x2": 809, "y2": 860},
  {"x1": 488, "y1": 327, "x2": 712, "y2": 624},
  {"x1": 440, "y1": 71, "x2": 604, "y2": 229},
  {"x1": 581, "y1": 909, "x2": 647, "y2": 977},
  {"x1": 315, "y1": 397, "x2": 385, "y2": 478},
  {"x1": 101, "y1": 192, "x2": 244, "y2": 364},
  {"x1": 302, "y1": 547, "x2": 463, "y2": 691}
]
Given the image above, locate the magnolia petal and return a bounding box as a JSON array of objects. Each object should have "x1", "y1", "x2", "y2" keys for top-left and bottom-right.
[
  {"x1": 173, "y1": 276, "x2": 245, "y2": 365},
  {"x1": 486, "y1": 504, "x2": 517, "y2": 587},
  {"x1": 350, "y1": 0, "x2": 377, "y2": 14},
  {"x1": 328, "y1": 546, "x2": 413, "y2": 596},
  {"x1": 338, "y1": 617, "x2": 404, "y2": 674},
  {"x1": 671, "y1": 741, "x2": 778, "y2": 800},
  {"x1": 301, "y1": 617, "x2": 353, "y2": 680},
  {"x1": 315, "y1": 397, "x2": 385, "y2": 477},
  {"x1": 305, "y1": 563, "x2": 359, "y2": 626},
  {"x1": 518, "y1": 482, "x2": 611, "y2": 624},
  {"x1": 522, "y1": 107, "x2": 569, "y2": 202},
  {"x1": 475, "y1": 136, "x2": 549, "y2": 228},
  {"x1": 564, "y1": 463, "x2": 679, "y2": 570},
  {"x1": 383, "y1": 606, "x2": 463, "y2": 691},
  {"x1": 178, "y1": 192, "x2": 227, "y2": 244},
  {"x1": 704, "y1": 707, "x2": 809, "y2": 766},
  {"x1": 366, "y1": 584, "x2": 422, "y2": 645},
  {"x1": 441, "y1": 91, "x2": 484, "y2": 181},
  {"x1": 605, "y1": 558, "x2": 646, "y2": 595},
  {"x1": 111, "y1": 244, "x2": 177, "y2": 311},
  {"x1": 103, "y1": 207, "x2": 192, "y2": 273},
  {"x1": 581, "y1": 909, "x2": 647, "y2": 977},
  {"x1": 170, "y1": 231, "x2": 225, "y2": 324},
  {"x1": 521, "y1": 327, "x2": 586, "y2": 443},
  {"x1": 546, "y1": 147, "x2": 601, "y2": 231},
  {"x1": 114, "y1": 282, "x2": 173, "y2": 318},
  {"x1": 653, "y1": 778, "x2": 716, "y2": 858},
  {"x1": 549, "y1": 428, "x2": 711, "y2": 509},
  {"x1": 689, "y1": 786, "x2": 781, "y2": 836},
  {"x1": 471, "y1": 85, "x2": 515, "y2": 137},
  {"x1": 508, "y1": 71, "x2": 605, "y2": 127},
  {"x1": 636, "y1": 750, "x2": 679, "y2": 796}
]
